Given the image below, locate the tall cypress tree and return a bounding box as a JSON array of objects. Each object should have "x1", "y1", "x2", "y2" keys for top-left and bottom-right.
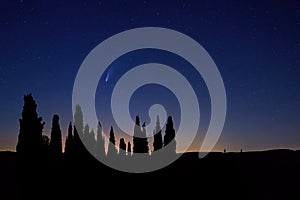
[
  {"x1": 107, "y1": 126, "x2": 117, "y2": 157},
  {"x1": 133, "y1": 116, "x2": 149, "y2": 154},
  {"x1": 119, "y1": 138, "x2": 126, "y2": 156},
  {"x1": 17, "y1": 93, "x2": 45, "y2": 159},
  {"x1": 163, "y1": 116, "x2": 177, "y2": 154},
  {"x1": 153, "y1": 115, "x2": 163, "y2": 152},
  {"x1": 64, "y1": 121, "x2": 73, "y2": 160},
  {"x1": 96, "y1": 122, "x2": 105, "y2": 159},
  {"x1": 74, "y1": 105, "x2": 83, "y2": 136},
  {"x1": 83, "y1": 124, "x2": 90, "y2": 140},
  {"x1": 83, "y1": 124, "x2": 96, "y2": 153},
  {"x1": 73, "y1": 105, "x2": 86, "y2": 159},
  {"x1": 141, "y1": 122, "x2": 149, "y2": 153},
  {"x1": 49, "y1": 114, "x2": 62, "y2": 161},
  {"x1": 16, "y1": 94, "x2": 46, "y2": 200},
  {"x1": 127, "y1": 141, "x2": 131, "y2": 156},
  {"x1": 89, "y1": 128, "x2": 96, "y2": 155}
]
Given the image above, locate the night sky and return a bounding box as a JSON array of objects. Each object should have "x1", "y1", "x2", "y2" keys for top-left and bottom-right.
[{"x1": 0, "y1": 0, "x2": 299, "y2": 152}]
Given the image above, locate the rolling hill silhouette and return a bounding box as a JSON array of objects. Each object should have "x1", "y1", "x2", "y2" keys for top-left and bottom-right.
[{"x1": 1, "y1": 149, "x2": 300, "y2": 199}]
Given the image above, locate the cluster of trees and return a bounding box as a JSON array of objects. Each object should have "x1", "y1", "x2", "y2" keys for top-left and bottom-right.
[
  {"x1": 16, "y1": 94, "x2": 177, "y2": 162},
  {"x1": 16, "y1": 94, "x2": 64, "y2": 161}
]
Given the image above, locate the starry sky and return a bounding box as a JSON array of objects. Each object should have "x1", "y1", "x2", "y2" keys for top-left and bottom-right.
[{"x1": 0, "y1": 0, "x2": 299, "y2": 152}]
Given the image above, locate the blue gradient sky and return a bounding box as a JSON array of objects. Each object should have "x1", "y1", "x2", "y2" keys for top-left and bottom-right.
[{"x1": 0, "y1": 0, "x2": 299, "y2": 152}]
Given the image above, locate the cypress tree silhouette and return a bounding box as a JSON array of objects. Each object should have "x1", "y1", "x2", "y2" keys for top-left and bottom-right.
[
  {"x1": 16, "y1": 93, "x2": 45, "y2": 159},
  {"x1": 163, "y1": 116, "x2": 177, "y2": 154},
  {"x1": 64, "y1": 122, "x2": 73, "y2": 160},
  {"x1": 133, "y1": 115, "x2": 141, "y2": 154},
  {"x1": 90, "y1": 128, "x2": 96, "y2": 155},
  {"x1": 127, "y1": 141, "x2": 131, "y2": 156},
  {"x1": 141, "y1": 122, "x2": 149, "y2": 153},
  {"x1": 73, "y1": 105, "x2": 87, "y2": 159},
  {"x1": 49, "y1": 114, "x2": 62, "y2": 161},
  {"x1": 153, "y1": 115, "x2": 163, "y2": 152},
  {"x1": 73, "y1": 126, "x2": 80, "y2": 157},
  {"x1": 107, "y1": 126, "x2": 117, "y2": 157},
  {"x1": 74, "y1": 105, "x2": 84, "y2": 135},
  {"x1": 133, "y1": 116, "x2": 149, "y2": 154},
  {"x1": 83, "y1": 124, "x2": 90, "y2": 140},
  {"x1": 96, "y1": 122, "x2": 105, "y2": 159},
  {"x1": 83, "y1": 124, "x2": 96, "y2": 154},
  {"x1": 119, "y1": 138, "x2": 126, "y2": 156},
  {"x1": 16, "y1": 94, "x2": 47, "y2": 199}
]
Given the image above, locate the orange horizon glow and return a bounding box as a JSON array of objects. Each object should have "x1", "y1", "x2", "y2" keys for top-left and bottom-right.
[{"x1": 3, "y1": 131, "x2": 300, "y2": 153}]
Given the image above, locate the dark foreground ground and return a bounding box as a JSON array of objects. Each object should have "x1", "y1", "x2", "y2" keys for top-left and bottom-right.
[{"x1": 1, "y1": 149, "x2": 300, "y2": 200}]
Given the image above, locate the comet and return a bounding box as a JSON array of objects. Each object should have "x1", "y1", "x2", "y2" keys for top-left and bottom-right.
[{"x1": 105, "y1": 71, "x2": 110, "y2": 83}]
